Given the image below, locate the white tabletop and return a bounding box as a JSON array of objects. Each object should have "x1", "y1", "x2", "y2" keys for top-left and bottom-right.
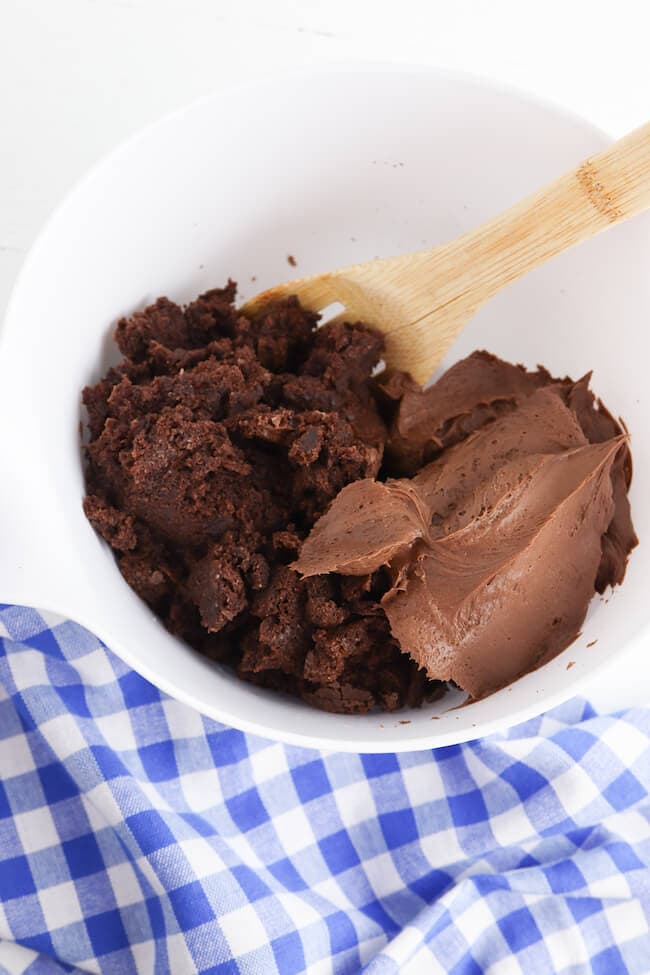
[{"x1": 2, "y1": 0, "x2": 649, "y2": 710}]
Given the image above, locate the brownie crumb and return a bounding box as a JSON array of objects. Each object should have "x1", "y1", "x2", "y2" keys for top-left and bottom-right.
[
  {"x1": 287, "y1": 255, "x2": 297, "y2": 267},
  {"x1": 82, "y1": 282, "x2": 441, "y2": 714},
  {"x1": 83, "y1": 495, "x2": 137, "y2": 552}
]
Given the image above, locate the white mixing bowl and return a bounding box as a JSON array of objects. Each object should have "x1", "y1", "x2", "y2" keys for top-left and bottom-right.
[{"x1": 1, "y1": 65, "x2": 648, "y2": 751}]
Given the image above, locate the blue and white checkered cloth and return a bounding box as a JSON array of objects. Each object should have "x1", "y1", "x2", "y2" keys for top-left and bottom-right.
[{"x1": 0, "y1": 605, "x2": 649, "y2": 974}]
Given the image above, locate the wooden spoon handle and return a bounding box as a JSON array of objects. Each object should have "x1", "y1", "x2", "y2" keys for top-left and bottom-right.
[
  {"x1": 244, "y1": 123, "x2": 650, "y2": 384},
  {"x1": 432, "y1": 121, "x2": 650, "y2": 311}
]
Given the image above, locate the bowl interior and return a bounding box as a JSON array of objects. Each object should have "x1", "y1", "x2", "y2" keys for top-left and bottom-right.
[{"x1": 1, "y1": 66, "x2": 649, "y2": 750}]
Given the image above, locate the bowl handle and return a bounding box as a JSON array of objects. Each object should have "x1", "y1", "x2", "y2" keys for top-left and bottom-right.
[{"x1": 0, "y1": 459, "x2": 76, "y2": 614}]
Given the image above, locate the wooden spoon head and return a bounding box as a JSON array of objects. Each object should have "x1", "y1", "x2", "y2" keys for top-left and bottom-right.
[{"x1": 241, "y1": 252, "x2": 468, "y2": 385}]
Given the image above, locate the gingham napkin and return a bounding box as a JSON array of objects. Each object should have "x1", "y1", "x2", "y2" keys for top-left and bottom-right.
[{"x1": 0, "y1": 605, "x2": 649, "y2": 975}]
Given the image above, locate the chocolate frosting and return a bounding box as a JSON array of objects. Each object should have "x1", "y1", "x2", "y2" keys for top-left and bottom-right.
[{"x1": 294, "y1": 355, "x2": 637, "y2": 699}]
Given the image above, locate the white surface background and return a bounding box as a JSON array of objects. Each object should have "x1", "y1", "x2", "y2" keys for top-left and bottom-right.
[{"x1": 1, "y1": 0, "x2": 649, "y2": 710}]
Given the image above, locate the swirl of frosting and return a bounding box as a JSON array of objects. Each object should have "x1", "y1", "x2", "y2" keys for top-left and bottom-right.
[{"x1": 294, "y1": 356, "x2": 636, "y2": 699}]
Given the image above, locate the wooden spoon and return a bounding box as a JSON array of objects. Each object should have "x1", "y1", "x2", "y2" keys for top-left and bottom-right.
[{"x1": 243, "y1": 123, "x2": 650, "y2": 383}]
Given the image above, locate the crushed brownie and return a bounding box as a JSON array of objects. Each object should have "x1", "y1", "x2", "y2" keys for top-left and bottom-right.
[{"x1": 83, "y1": 282, "x2": 440, "y2": 713}]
